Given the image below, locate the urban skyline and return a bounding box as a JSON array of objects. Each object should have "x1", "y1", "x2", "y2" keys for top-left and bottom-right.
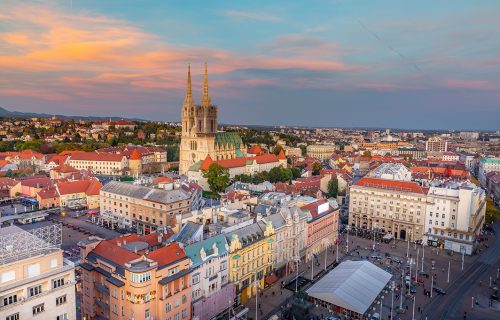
[{"x1": 1, "y1": 0, "x2": 500, "y2": 130}]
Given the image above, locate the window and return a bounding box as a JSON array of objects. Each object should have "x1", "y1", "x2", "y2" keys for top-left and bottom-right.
[
  {"x1": 145, "y1": 309, "x2": 150, "y2": 318},
  {"x1": 182, "y1": 309, "x2": 188, "y2": 318},
  {"x1": 51, "y1": 258, "x2": 58, "y2": 268},
  {"x1": 27, "y1": 263, "x2": 40, "y2": 278},
  {"x1": 33, "y1": 303, "x2": 45, "y2": 315},
  {"x1": 3, "y1": 294, "x2": 17, "y2": 306},
  {"x1": 166, "y1": 302, "x2": 172, "y2": 312},
  {"x1": 53, "y1": 277, "x2": 65, "y2": 288},
  {"x1": 192, "y1": 274, "x2": 200, "y2": 285},
  {"x1": 6, "y1": 313, "x2": 19, "y2": 320},
  {"x1": 28, "y1": 285, "x2": 42, "y2": 297},
  {"x1": 131, "y1": 272, "x2": 151, "y2": 283},
  {"x1": 182, "y1": 294, "x2": 187, "y2": 304},
  {"x1": 1, "y1": 270, "x2": 15, "y2": 283},
  {"x1": 57, "y1": 314, "x2": 68, "y2": 320},
  {"x1": 56, "y1": 295, "x2": 67, "y2": 305}
]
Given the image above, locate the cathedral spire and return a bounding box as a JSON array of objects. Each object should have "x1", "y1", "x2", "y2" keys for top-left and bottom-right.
[
  {"x1": 184, "y1": 64, "x2": 193, "y2": 106},
  {"x1": 201, "y1": 62, "x2": 211, "y2": 106}
]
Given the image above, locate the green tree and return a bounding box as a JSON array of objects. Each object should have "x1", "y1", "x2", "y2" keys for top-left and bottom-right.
[
  {"x1": 327, "y1": 177, "x2": 338, "y2": 198},
  {"x1": 291, "y1": 167, "x2": 301, "y2": 179},
  {"x1": 202, "y1": 163, "x2": 230, "y2": 195},
  {"x1": 5, "y1": 169, "x2": 13, "y2": 177},
  {"x1": 312, "y1": 162, "x2": 322, "y2": 176},
  {"x1": 273, "y1": 144, "x2": 283, "y2": 156},
  {"x1": 363, "y1": 150, "x2": 372, "y2": 157}
]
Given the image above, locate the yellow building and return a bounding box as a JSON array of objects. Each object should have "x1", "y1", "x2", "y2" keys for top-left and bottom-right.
[
  {"x1": 225, "y1": 220, "x2": 274, "y2": 304},
  {"x1": 179, "y1": 63, "x2": 244, "y2": 175}
]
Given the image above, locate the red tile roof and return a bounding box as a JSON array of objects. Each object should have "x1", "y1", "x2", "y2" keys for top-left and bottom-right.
[
  {"x1": 301, "y1": 199, "x2": 334, "y2": 218},
  {"x1": 145, "y1": 242, "x2": 186, "y2": 267},
  {"x1": 354, "y1": 177, "x2": 426, "y2": 194},
  {"x1": 92, "y1": 240, "x2": 140, "y2": 266},
  {"x1": 248, "y1": 145, "x2": 263, "y2": 155},
  {"x1": 70, "y1": 152, "x2": 125, "y2": 162},
  {"x1": 200, "y1": 155, "x2": 214, "y2": 171},
  {"x1": 52, "y1": 164, "x2": 79, "y2": 173},
  {"x1": 278, "y1": 149, "x2": 286, "y2": 160},
  {"x1": 37, "y1": 187, "x2": 59, "y2": 199},
  {"x1": 129, "y1": 149, "x2": 142, "y2": 160},
  {"x1": 56, "y1": 179, "x2": 102, "y2": 196}
]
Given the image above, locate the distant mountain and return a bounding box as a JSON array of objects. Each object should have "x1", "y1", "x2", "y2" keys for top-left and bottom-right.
[{"x1": 0, "y1": 107, "x2": 145, "y2": 121}]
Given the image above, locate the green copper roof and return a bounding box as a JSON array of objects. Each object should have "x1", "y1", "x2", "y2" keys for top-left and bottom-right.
[
  {"x1": 480, "y1": 157, "x2": 500, "y2": 164},
  {"x1": 235, "y1": 149, "x2": 245, "y2": 158},
  {"x1": 215, "y1": 132, "x2": 242, "y2": 149},
  {"x1": 189, "y1": 160, "x2": 202, "y2": 172}
]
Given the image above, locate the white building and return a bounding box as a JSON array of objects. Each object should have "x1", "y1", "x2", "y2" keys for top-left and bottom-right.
[
  {"x1": 441, "y1": 152, "x2": 460, "y2": 162},
  {"x1": 306, "y1": 144, "x2": 337, "y2": 160},
  {"x1": 458, "y1": 153, "x2": 476, "y2": 172},
  {"x1": 0, "y1": 225, "x2": 76, "y2": 320},
  {"x1": 424, "y1": 182, "x2": 486, "y2": 255},
  {"x1": 425, "y1": 137, "x2": 448, "y2": 152},
  {"x1": 478, "y1": 157, "x2": 500, "y2": 186},
  {"x1": 368, "y1": 163, "x2": 412, "y2": 181},
  {"x1": 265, "y1": 206, "x2": 309, "y2": 271},
  {"x1": 184, "y1": 234, "x2": 235, "y2": 320}
]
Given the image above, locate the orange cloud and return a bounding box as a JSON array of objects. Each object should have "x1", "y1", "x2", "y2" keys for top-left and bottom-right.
[{"x1": 443, "y1": 79, "x2": 500, "y2": 90}]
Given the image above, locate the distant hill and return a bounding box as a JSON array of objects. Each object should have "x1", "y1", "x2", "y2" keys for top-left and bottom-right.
[{"x1": 0, "y1": 107, "x2": 145, "y2": 121}]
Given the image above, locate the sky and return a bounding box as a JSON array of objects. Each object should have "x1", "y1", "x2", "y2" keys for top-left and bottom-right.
[{"x1": 1, "y1": 0, "x2": 499, "y2": 130}]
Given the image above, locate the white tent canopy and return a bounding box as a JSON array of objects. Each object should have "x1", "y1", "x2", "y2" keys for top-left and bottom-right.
[{"x1": 307, "y1": 260, "x2": 391, "y2": 315}]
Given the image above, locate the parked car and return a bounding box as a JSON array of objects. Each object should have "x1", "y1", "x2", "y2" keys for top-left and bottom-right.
[
  {"x1": 412, "y1": 276, "x2": 425, "y2": 283},
  {"x1": 433, "y1": 287, "x2": 446, "y2": 295},
  {"x1": 419, "y1": 271, "x2": 430, "y2": 279}
]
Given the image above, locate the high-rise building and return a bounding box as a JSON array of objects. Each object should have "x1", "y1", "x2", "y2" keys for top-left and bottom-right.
[
  {"x1": 0, "y1": 225, "x2": 76, "y2": 320},
  {"x1": 425, "y1": 136, "x2": 448, "y2": 152},
  {"x1": 179, "y1": 63, "x2": 243, "y2": 175}
]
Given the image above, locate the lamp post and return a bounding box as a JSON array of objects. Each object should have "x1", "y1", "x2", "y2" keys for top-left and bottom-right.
[
  {"x1": 421, "y1": 244, "x2": 425, "y2": 272},
  {"x1": 400, "y1": 271, "x2": 404, "y2": 309},
  {"x1": 416, "y1": 248, "x2": 420, "y2": 283},
  {"x1": 346, "y1": 226, "x2": 350, "y2": 252},
  {"x1": 462, "y1": 251, "x2": 465, "y2": 271},
  {"x1": 447, "y1": 260, "x2": 450, "y2": 283},
  {"x1": 372, "y1": 223, "x2": 377, "y2": 251},
  {"x1": 391, "y1": 282, "x2": 394, "y2": 320},
  {"x1": 430, "y1": 276, "x2": 434, "y2": 298}
]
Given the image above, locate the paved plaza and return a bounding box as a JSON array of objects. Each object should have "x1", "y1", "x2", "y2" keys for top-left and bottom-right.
[{"x1": 245, "y1": 222, "x2": 500, "y2": 320}]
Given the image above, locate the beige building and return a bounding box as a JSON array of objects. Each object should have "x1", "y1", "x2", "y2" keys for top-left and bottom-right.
[
  {"x1": 306, "y1": 144, "x2": 337, "y2": 160},
  {"x1": 100, "y1": 181, "x2": 192, "y2": 233},
  {"x1": 0, "y1": 225, "x2": 76, "y2": 320},
  {"x1": 179, "y1": 63, "x2": 244, "y2": 175},
  {"x1": 68, "y1": 152, "x2": 128, "y2": 176},
  {"x1": 425, "y1": 136, "x2": 448, "y2": 152},
  {"x1": 349, "y1": 177, "x2": 427, "y2": 240}
]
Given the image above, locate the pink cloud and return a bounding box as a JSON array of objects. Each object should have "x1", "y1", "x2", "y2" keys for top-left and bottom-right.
[{"x1": 443, "y1": 79, "x2": 500, "y2": 90}]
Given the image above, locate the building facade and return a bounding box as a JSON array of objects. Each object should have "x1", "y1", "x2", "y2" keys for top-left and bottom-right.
[
  {"x1": 424, "y1": 183, "x2": 486, "y2": 254},
  {"x1": 478, "y1": 157, "x2": 500, "y2": 186},
  {"x1": 184, "y1": 234, "x2": 235, "y2": 320},
  {"x1": 80, "y1": 233, "x2": 191, "y2": 320},
  {"x1": 0, "y1": 225, "x2": 76, "y2": 320},
  {"x1": 301, "y1": 199, "x2": 340, "y2": 260},
  {"x1": 225, "y1": 221, "x2": 274, "y2": 304},
  {"x1": 100, "y1": 181, "x2": 191, "y2": 233},
  {"x1": 348, "y1": 177, "x2": 427, "y2": 241},
  {"x1": 425, "y1": 137, "x2": 448, "y2": 152},
  {"x1": 68, "y1": 152, "x2": 128, "y2": 176},
  {"x1": 306, "y1": 144, "x2": 337, "y2": 161},
  {"x1": 266, "y1": 206, "x2": 308, "y2": 273}
]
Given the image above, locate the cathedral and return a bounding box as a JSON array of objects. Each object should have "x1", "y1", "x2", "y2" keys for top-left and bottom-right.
[{"x1": 179, "y1": 63, "x2": 244, "y2": 175}]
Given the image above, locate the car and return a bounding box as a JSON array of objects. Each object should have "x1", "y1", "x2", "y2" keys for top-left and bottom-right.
[
  {"x1": 419, "y1": 272, "x2": 430, "y2": 279},
  {"x1": 405, "y1": 275, "x2": 411, "y2": 285},
  {"x1": 392, "y1": 257, "x2": 403, "y2": 264},
  {"x1": 371, "y1": 255, "x2": 382, "y2": 260},
  {"x1": 412, "y1": 276, "x2": 425, "y2": 283},
  {"x1": 433, "y1": 287, "x2": 446, "y2": 295},
  {"x1": 409, "y1": 284, "x2": 417, "y2": 293},
  {"x1": 385, "y1": 252, "x2": 391, "y2": 257}
]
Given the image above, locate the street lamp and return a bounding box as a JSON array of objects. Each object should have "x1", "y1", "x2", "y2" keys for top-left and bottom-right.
[{"x1": 372, "y1": 223, "x2": 377, "y2": 251}]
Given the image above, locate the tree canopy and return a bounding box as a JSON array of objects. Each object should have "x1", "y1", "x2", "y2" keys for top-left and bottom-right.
[{"x1": 202, "y1": 163, "x2": 230, "y2": 196}]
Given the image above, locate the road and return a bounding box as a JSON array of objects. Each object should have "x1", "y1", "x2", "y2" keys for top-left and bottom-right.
[{"x1": 422, "y1": 220, "x2": 500, "y2": 320}]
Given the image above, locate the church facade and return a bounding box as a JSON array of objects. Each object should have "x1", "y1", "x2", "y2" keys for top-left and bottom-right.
[{"x1": 179, "y1": 63, "x2": 243, "y2": 175}]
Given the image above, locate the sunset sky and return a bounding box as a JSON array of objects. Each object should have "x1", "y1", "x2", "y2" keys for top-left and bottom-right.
[{"x1": 1, "y1": 0, "x2": 499, "y2": 130}]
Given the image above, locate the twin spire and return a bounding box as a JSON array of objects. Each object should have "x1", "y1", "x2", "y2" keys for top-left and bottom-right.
[{"x1": 184, "y1": 62, "x2": 211, "y2": 107}]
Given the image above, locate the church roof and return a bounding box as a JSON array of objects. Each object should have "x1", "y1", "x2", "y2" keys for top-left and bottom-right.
[
  {"x1": 215, "y1": 132, "x2": 242, "y2": 149},
  {"x1": 278, "y1": 149, "x2": 286, "y2": 160},
  {"x1": 129, "y1": 149, "x2": 141, "y2": 160},
  {"x1": 235, "y1": 149, "x2": 245, "y2": 158}
]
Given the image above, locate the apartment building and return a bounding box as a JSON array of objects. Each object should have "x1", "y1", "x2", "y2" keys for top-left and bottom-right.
[
  {"x1": 0, "y1": 225, "x2": 76, "y2": 320},
  {"x1": 68, "y1": 152, "x2": 128, "y2": 176},
  {"x1": 478, "y1": 157, "x2": 500, "y2": 187},
  {"x1": 348, "y1": 177, "x2": 427, "y2": 241},
  {"x1": 425, "y1": 137, "x2": 448, "y2": 152},
  {"x1": 184, "y1": 234, "x2": 235, "y2": 320},
  {"x1": 80, "y1": 232, "x2": 191, "y2": 320},
  {"x1": 265, "y1": 206, "x2": 308, "y2": 274},
  {"x1": 225, "y1": 221, "x2": 274, "y2": 304},
  {"x1": 424, "y1": 182, "x2": 486, "y2": 255},
  {"x1": 301, "y1": 199, "x2": 340, "y2": 261}
]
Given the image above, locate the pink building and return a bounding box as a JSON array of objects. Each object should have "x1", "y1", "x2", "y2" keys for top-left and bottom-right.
[{"x1": 301, "y1": 199, "x2": 340, "y2": 261}]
